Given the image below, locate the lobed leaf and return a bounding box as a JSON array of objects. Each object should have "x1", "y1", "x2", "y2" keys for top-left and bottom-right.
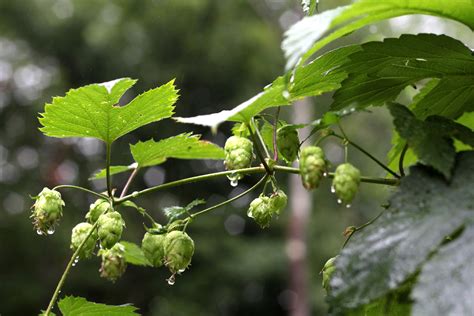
[
  {"x1": 119, "y1": 241, "x2": 151, "y2": 267},
  {"x1": 58, "y1": 296, "x2": 139, "y2": 315}
]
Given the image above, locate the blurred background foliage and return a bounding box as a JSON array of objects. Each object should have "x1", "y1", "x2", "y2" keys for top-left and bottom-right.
[{"x1": 0, "y1": 0, "x2": 471, "y2": 315}]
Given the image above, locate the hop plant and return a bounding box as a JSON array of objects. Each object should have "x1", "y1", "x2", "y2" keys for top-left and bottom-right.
[
  {"x1": 31, "y1": 187, "x2": 65, "y2": 235},
  {"x1": 269, "y1": 189, "x2": 288, "y2": 215},
  {"x1": 97, "y1": 211, "x2": 125, "y2": 249},
  {"x1": 70, "y1": 222, "x2": 98, "y2": 259},
  {"x1": 332, "y1": 163, "x2": 361, "y2": 205},
  {"x1": 99, "y1": 243, "x2": 127, "y2": 282},
  {"x1": 86, "y1": 199, "x2": 111, "y2": 223},
  {"x1": 224, "y1": 136, "x2": 253, "y2": 179},
  {"x1": 322, "y1": 256, "x2": 337, "y2": 293},
  {"x1": 142, "y1": 232, "x2": 166, "y2": 268},
  {"x1": 163, "y1": 230, "x2": 195, "y2": 274},
  {"x1": 299, "y1": 146, "x2": 326, "y2": 190},
  {"x1": 247, "y1": 196, "x2": 274, "y2": 228},
  {"x1": 277, "y1": 127, "x2": 299, "y2": 163}
]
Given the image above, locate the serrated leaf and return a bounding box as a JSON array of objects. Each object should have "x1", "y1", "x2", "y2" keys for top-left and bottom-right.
[
  {"x1": 119, "y1": 241, "x2": 151, "y2": 267},
  {"x1": 58, "y1": 296, "x2": 139, "y2": 315},
  {"x1": 411, "y1": 221, "x2": 474, "y2": 316},
  {"x1": 331, "y1": 34, "x2": 474, "y2": 112},
  {"x1": 283, "y1": 0, "x2": 474, "y2": 69},
  {"x1": 39, "y1": 78, "x2": 178, "y2": 144},
  {"x1": 131, "y1": 133, "x2": 224, "y2": 167},
  {"x1": 90, "y1": 165, "x2": 136, "y2": 180},
  {"x1": 327, "y1": 151, "x2": 474, "y2": 314},
  {"x1": 163, "y1": 198, "x2": 205, "y2": 221}
]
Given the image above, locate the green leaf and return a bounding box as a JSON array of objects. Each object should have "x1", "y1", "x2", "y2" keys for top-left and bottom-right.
[
  {"x1": 119, "y1": 241, "x2": 151, "y2": 267},
  {"x1": 389, "y1": 103, "x2": 474, "y2": 178},
  {"x1": 283, "y1": 0, "x2": 474, "y2": 69},
  {"x1": 331, "y1": 34, "x2": 474, "y2": 112},
  {"x1": 39, "y1": 78, "x2": 178, "y2": 144},
  {"x1": 412, "y1": 221, "x2": 474, "y2": 316},
  {"x1": 163, "y1": 198, "x2": 206, "y2": 221},
  {"x1": 58, "y1": 296, "x2": 139, "y2": 315},
  {"x1": 121, "y1": 201, "x2": 145, "y2": 216},
  {"x1": 90, "y1": 165, "x2": 135, "y2": 180},
  {"x1": 327, "y1": 151, "x2": 474, "y2": 313},
  {"x1": 131, "y1": 133, "x2": 224, "y2": 167}
]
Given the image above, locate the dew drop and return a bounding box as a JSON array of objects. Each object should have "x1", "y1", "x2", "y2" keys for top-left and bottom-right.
[
  {"x1": 323, "y1": 172, "x2": 328, "y2": 177},
  {"x1": 346, "y1": 204, "x2": 351, "y2": 208},
  {"x1": 36, "y1": 230, "x2": 44, "y2": 235},
  {"x1": 337, "y1": 198, "x2": 342, "y2": 204},
  {"x1": 47, "y1": 228, "x2": 55, "y2": 235},
  {"x1": 330, "y1": 186, "x2": 336, "y2": 193},
  {"x1": 166, "y1": 275, "x2": 176, "y2": 286},
  {"x1": 178, "y1": 268, "x2": 185, "y2": 273},
  {"x1": 230, "y1": 179, "x2": 238, "y2": 187}
]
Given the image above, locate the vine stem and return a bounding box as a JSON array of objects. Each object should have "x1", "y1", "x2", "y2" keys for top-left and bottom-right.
[
  {"x1": 44, "y1": 220, "x2": 100, "y2": 315},
  {"x1": 105, "y1": 143, "x2": 113, "y2": 198},
  {"x1": 273, "y1": 107, "x2": 281, "y2": 161},
  {"x1": 342, "y1": 208, "x2": 386, "y2": 249},
  {"x1": 399, "y1": 143, "x2": 409, "y2": 177},
  {"x1": 191, "y1": 175, "x2": 268, "y2": 218},
  {"x1": 331, "y1": 133, "x2": 401, "y2": 179},
  {"x1": 120, "y1": 167, "x2": 139, "y2": 198},
  {"x1": 53, "y1": 185, "x2": 109, "y2": 200},
  {"x1": 252, "y1": 118, "x2": 271, "y2": 159}
]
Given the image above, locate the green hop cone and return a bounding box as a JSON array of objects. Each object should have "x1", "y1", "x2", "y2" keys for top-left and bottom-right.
[
  {"x1": 164, "y1": 231, "x2": 195, "y2": 273},
  {"x1": 142, "y1": 232, "x2": 166, "y2": 267},
  {"x1": 277, "y1": 127, "x2": 299, "y2": 163},
  {"x1": 269, "y1": 189, "x2": 287, "y2": 215},
  {"x1": 247, "y1": 196, "x2": 273, "y2": 228},
  {"x1": 31, "y1": 187, "x2": 65, "y2": 235},
  {"x1": 322, "y1": 256, "x2": 337, "y2": 293},
  {"x1": 99, "y1": 243, "x2": 127, "y2": 282},
  {"x1": 224, "y1": 136, "x2": 253, "y2": 180},
  {"x1": 86, "y1": 199, "x2": 111, "y2": 223},
  {"x1": 70, "y1": 222, "x2": 98, "y2": 259},
  {"x1": 97, "y1": 211, "x2": 125, "y2": 249},
  {"x1": 299, "y1": 146, "x2": 326, "y2": 190},
  {"x1": 332, "y1": 163, "x2": 361, "y2": 205}
]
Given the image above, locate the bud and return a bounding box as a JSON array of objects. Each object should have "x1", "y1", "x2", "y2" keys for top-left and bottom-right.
[
  {"x1": 99, "y1": 243, "x2": 127, "y2": 282},
  {"x1": 247, "y1": 196, "x2": 273, "y2": 228},
  {"x1": 322, "y1": 256, "x2": 337, "y2": 293},
  {"x1": 70, "y1": 222, "x2": 98, "y2": 259},
  {"x1": 224, "y1": 136, "x2": 253, "y2": 179},
  {"x1": 86, "y1": 199, "x2": 111, "y2": 223},
  {"x1": 164, "y1": 231, "x2": 195, "y2": 273},
  {"x1": 299, "y1": 146, "x2": 326, "y2": 190},
  {"x1": 269, "y1": 189, "x2": 287, "y2": 215},
  {"x1": 332, "y1": 163, "x2": 360, "y2": 205},
  {"x1": 277, "y1": 127, "x2": 299, "y2": 163},
  {"x1": 31, "y1": 187, "x2": 64, "y2": 235},
  {"x1": 97, "y1": 211, "x2": 125, "y2": 249},
  {"x1": 142, "y1": 232, "x2": 166, "y2": 268}
]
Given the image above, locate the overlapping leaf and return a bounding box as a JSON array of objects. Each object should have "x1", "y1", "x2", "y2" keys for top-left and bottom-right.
[
  {"x1": 58, "y1": 296, "x2": 139, "y2": 315},
  {"x1": 39, "y1": 78, "x2": 178, "y2": 144},
  {"x1": 328, "y1": 151, "x2": 474, "y2": 314},
  {"x1": 283, "y1": 0, "x2": 474, "y2": 69},
  {"x1": 119, "y1": 241, "x2": 151, "y2": 267}
]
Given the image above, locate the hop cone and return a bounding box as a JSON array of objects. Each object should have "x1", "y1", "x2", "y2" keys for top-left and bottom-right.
[
  {"x1": 31, "y1": 187, "x2": 64, "y2": 235},
  {"x1": 70, "y1": 222, "x2": 98, "y2": 259},
  {"x1": 269, "y1": 189, "x2": 287, "y2": 215},
  {"x1": 99, "y1": 243, "x2": 127, "y2": 282},
  {"x1": 247, "y1": 196, "x2": 274, "y2": 228},
  {"x1": 322, "y1": 256, "x2": 337, "y2": 293},
  {"x1": 142, "y1": 232, "x2": 166, "y2": 267},
  {"x1": 277, "y1": 127, "x2": 299, "y2": 163},
  {"x1": 164, "y1": 231, "x2": 195, "y2": 273},
  {"x1": 333, "y1": 163, "x2": 360, "y2": 205},
  {"x1": 299, "y1": 146, "x2": 326, "y2": 190},
  {"x1": 97, "y1": 211, "x2": 124, "y2": 249},
  {"x1": 224, "y1": 136, "x2": 253, "y2": 179},
  {"x1": 86, "y1": 199, "x2": 111, "y2": 223}
]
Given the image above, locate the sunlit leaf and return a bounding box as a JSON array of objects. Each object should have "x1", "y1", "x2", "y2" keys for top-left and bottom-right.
[{"x1": 58, "y1": 296, "x2": 139, "y2": 315}]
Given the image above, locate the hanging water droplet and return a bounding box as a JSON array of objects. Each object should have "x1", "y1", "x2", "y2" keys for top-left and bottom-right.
[
  {"x1": 337, "y1": 198, "x2": 342, "y2": 204},
  {"x1": 323, "y1": 172, "x2": 328, "y2": 177},
  {"x1": 178, "y1": 268, "x2": 185, "y2": 273},
  {"x1": 72, "y1": 262, "x2": 76, "y2": 267},
  {"x1": 47, "y1": 228, "x2": 55, "y2": 235},
  {"x1": 282, "y1": 90, "x2": 290, "y2": 99},
  {"x1": 36, "y1": 230, "x2": 44, "y2": 235},
  {"x1": 167, "y1": 275, "x2": 176, "y2": 286},
  {"x1": 346, "y1": 204, "x2": 351, "y2": 208},
  {"x1": 230, "y1": 178, "x2": 238, "y2": 187},
  {"x1": 330, "y1": 186, "x2": 336, "y2": 193}
]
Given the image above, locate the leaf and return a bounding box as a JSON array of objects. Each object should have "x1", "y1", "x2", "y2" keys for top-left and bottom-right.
[
  {"x1": 131, "y1": 133, "x2": 224, "y2": 167},
  {"x1": 39, "y1": 78, "x2": 178, "y2": 144},
  {"x1": 283, "y1": 0, "x2": 474, "y2": 69},
  {"x1": 389, "y1": 103, "x2": 474, "y2": 178},
  {"x1": 90, "y1": 165, "x2": 136, "y2": 180},
  {"x1": 119, "y1": 241, "x2": 151, "y2": 267},
  {"x1": 163, "y1": 198, "x2": 206, "y2": 221},
  {"x1": 327, "y1": 151, "x2": 474, "y2": 314},
  {"x1": 331, "y1": 34, "x2": 474, "y2": 112},
  {"x1": 58, "y1": 296, "x2": 139, "y2": 315},
  {"x1": 121, "y1": 201, "x2": 145, "y2": 216},
  {"x1": 411, "y1": 221, "x2": 474, "y2": 316}
]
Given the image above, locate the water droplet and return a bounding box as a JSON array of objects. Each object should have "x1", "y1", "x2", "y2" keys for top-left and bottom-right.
[
  {"x1": 230, "y1": 179, "x2": 238, "y2": 187},
  {"x1": 323, "y1": 172, "x2": 328, "y2": 177},
  {"x1": 337, "y1": 198, "x2": 342, "y2": 204},
  {"x1": 47, "y1": 228, "x2": 55, "y2": 235},
  {"x1": 178, "y1": 268, "x2": 185, "y2": 273},
  {"x1": 72, "y1": 257, "x2": 80, "y2": 267},
  {"x1": 346, "y1": 204, "x2": 351, "y2": 208},
  {"x1": 167, "y1": 275, "x2": 176, "y2": 285},
  {"x1": 36, "y1": 230, "x2": 44, "y2": 235},
  {"x1": 132, "y1": 191, "x2": 139, "y2": 197},
  {"x1": 330, "y1": 186, "x2": 336, "y2": 193},
  {"x1": 282, "y1": 90, "x2": 290, "y2": 99}
]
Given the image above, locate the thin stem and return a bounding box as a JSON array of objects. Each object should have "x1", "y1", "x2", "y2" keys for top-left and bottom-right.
[
  {"x1": 53, "y1": 185, "x2": 109, "y2": 200},
  {"x1": 191, "y1": 175, "x2": 268, "y2": 218},
  {"x1": 105, "y1": 143, "x2": 113, "y2": 198},
  {"x1": 399, "y1": 143, "x2": 409, "y2": 177},
  {"x1": 331, "y1": 133, "x2": 400, "y2": 179},
  {"x1": 342, "y1": 208, "x2": 386, "y2": 249},
  {"x1": 344, "y1": 142, "x2": 348, "y2": 163},
  {"x1": 251, "y1": 118, "x2": 271, "y2": 159},
  {"x1": 248, "y1": 121, "x2": 273, "y2": 175},
  {"x1": 44, "y1": 220, "x2": 100, "y2": 315},
  {"x1": 120, "y1": 168, "x2": 139, "y2": 198},
  {"x1": 273, "y1": 107, "x2": 281, "y2": 161}
]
